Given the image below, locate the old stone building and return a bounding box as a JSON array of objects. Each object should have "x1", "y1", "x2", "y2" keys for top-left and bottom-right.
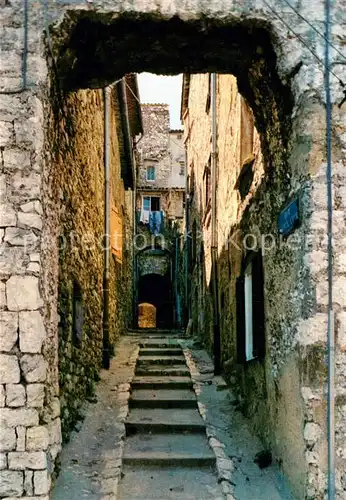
[
  {"x1": 136, "y1": 104, "x2": 185, "y2": 229},
  {"x1": 0, "y1": 0, "x2": 345, "y2": 498},
  {"x1": 135, "y1": 104, "x2": 185, "y2": 329},
  {"x1": 182, "y1": 71, "x2": 346, "y2": 499}
]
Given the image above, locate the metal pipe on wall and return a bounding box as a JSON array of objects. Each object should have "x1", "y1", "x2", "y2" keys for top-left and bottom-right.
[
  {"x1": 211, "y1": 73, "x2": 221, "y2": 375},
  {"x1": 102, "y1": 86, "x2": 111, "y2": 369},
  {"x1": 324, "y1": 0, "x2": 335, "y2": 497}
]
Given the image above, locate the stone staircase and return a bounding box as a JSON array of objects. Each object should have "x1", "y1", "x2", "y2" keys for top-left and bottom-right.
[{"x1": 118, "y1": 332, "x2": 223, "y2": 500}]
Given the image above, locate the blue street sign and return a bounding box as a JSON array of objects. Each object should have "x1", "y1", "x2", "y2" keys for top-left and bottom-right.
[{"x1": 278, "y1": 198, "x2": 300, "y2": 237}]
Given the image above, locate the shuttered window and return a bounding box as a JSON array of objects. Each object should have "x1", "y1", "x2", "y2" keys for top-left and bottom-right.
[{"x1": 236, "y1": 251, "x2": 265, "y2": 362}]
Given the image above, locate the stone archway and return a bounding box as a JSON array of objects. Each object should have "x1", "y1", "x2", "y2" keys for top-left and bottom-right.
[{"x1": 1, "y1": 1, "x2": 345, "y2": 498}]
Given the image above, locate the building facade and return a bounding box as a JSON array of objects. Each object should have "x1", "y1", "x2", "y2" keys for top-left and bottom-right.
[
  {"x1": 182, "y1": 73, "x2": 346, "y2": 500},
  {"x1": 135, "y1": 104, "x2": 185, "y2": 329}
]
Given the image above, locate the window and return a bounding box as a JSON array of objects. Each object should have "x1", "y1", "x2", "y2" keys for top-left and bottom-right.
[
  {"x1": 236, "y1": 252, "x2": 265, "y2": 363},
  {"x1": 179, "y1": 161, "x2": 185, "y2": 175},
  {"x1": 142, "y1": 196, "x2": 160, "y2": 211},
  {"x1": 146, "y1": 165, "x2": 156, "y2": 181}
]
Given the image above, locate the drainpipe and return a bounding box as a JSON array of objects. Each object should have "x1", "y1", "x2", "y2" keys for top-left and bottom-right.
[
  {"x1": 324, "y1": 0, "x2": 335, "y2": 497},
  {"x1": 102, "y1": 86, "x2": 111, "y2": 369},
  {"x1": 175, "y1": 234, "x2": 180, "y2": 328},
  {"x1": 211, "y1": 73, "x2": 221, "y2": 375},
  {"x1": 132, "y1": 133, "x2": 143, "y2": 329},
  {"x1": 184, "y1": 146, "x2": 190, "y2": 325}
]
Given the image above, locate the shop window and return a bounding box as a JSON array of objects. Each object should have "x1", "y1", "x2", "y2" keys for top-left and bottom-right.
[
  {"x1": 72, "y1": 281, "x2": 83, "y2": 347},
  {"x1": 236, "y1": 251, "x2": 265, "y2": 362}
]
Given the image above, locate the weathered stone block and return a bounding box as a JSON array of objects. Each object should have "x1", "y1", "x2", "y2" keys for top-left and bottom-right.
[
  {"x1": 18, "y1": 212, "x2": 42, "y2": 230},
  {"x1": 337, "y1": 311, "x2": 346, "y2": 352},
  {"x1": 6, "y1": 276, "x2": 43, "y2": 311},
  {"x1": 297, "y1": 313, "x2": 328, "y2": 346},
  {"x1": 34, "y1": 469, "x2": 50, "y2": 495},
  {"x1": 0, "y1": 355, "x2": 20, "y2": 384},
  {"x1": 0, "y1": 453, "x2": 7, "y2": 470},
  {"x1": 8, "y1": 451, "x2": 47, "y2": 470},
  {"x1": 47, "y1": 418, "x2": 61, "y2": 446},
  {"x1": 0, "y1": 122, "x2": 13, "y2": 147},
  {"x1": 24, "y1": 470, "x2": 33, "y2": 496},
  {"x1": 0, "y1": 425, "x2": 16, "y2": 452},
  {"x1": 19, "y1": 311, "x2": 45, "y2": 353},
  {"x1": 0, "y1": 312, "x2": 18, "y2": 351},
  {"x1": 26, "y1": 384, "x2": 44, "y2": 408},
  {"x1": 0, "y1": 247, "x2": 28, "y2": 278},
  {"x1": 0, "y1": 408, "x2": 38, "y2": 428},
  {"x1": 0, "y1": 203, "x2": 16, "y2": 227},
  {"x1": 0, "y1": 470, "x2": 23, "y2": 497},
  {"x1": 6, "y1": 384, "x2": 26, "y2": 407},
  {"x1": 2, "y1": 149, "x2": 31, "y2": 171},
  {"x1": 0, "y1": 282, "x2": 6, "y2": 309},
  {"x1": 26, "y1": 426, "x2": 49, "y2": 451},
  {"x1": 20, "y1": 355, "x2": 47, "y2": 383},
  {"x1": 304, "y1": 422, "x2": 322, "y2": 446},
  {"x1": 316, "y1": 276, "x2": 346, "y2": 309},
  {"x1": 10, "y1": 172, "x2": 41, "y2": 201},
  {"x1": 27, "y1": 262, "x2": 40, "y2": 274},
  {"x1": 16, "y1": 426, "x2": 26, "y2": 452},
  {"x1": 0, "y1": 385, "x2": 5, "y2": 407},
  {"x1": 4, "y1": 227, "x2": 38, "y2": 247}
]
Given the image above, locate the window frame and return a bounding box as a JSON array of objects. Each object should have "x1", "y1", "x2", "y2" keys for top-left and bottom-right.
[
  {"x1": 146, "y1": 165, "x2": 156, "y2": 182},
  {"x1": 236, "y1": 251, "x2": 266, "y2": 364}
]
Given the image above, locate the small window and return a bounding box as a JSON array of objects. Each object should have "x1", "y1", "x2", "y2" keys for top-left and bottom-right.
[
  {"x1": 236, "y1": 252, "x2": 265, "y2": 363},
  {"x1": 179, "y1": 161, "x2": 185, "y2": 175},
  {"x1": 150, "y1": 197, "x2": 160, "y2": 211},
  {"x1": 72, "y1": 281, "x2": 83, "y2": 348},
  {"x1": 176, "y1": 133, "x2": 182, "y2": 140},
  {"x1": 146, "y1": 165, "x2": 156, "y2": 181},
  {"x1": 143, "y1": 196, "x2": 150, "y2": 211}
]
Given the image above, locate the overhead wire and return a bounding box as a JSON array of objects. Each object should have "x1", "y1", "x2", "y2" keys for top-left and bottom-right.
[
  {"x1": 261, "y1": 0, "x2": 345, "y2": 89},
  {"x1": 280, "y1": 0, "x2": 346, "y2": 64}
]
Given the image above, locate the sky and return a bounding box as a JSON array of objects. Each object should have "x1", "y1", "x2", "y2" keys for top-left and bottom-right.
[{"x1": 137, "y1": 73, "x2": 183, "y2": 130}]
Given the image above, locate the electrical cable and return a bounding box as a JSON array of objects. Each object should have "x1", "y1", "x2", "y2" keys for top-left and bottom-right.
[
  {"x1": 0, "y1": 0, "x2": 29, "y2": 94},
  {"x1": 262, "y1": 0, "x2": 345, "y2": 88},
  {"x1": 280, "y1": 0, "x2": 346, "y2": 64}
]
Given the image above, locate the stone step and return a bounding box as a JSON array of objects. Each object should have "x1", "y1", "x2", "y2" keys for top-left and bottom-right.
[
  {"x1": 123, "y1": 433, "x2": 215, "y2": 466},
  {"x1": 129, "y1": 388, "x2": 197, "y2": 409},
  {"x1": 139, "y1": 348, "x2": 184, "y2": 356},
  {"x1": 139, "y1": 340, "x2": 182, "y2": 348},
  {"x1": 118, "y1": 466, "x2": 223, "y2": 500},
  {"x1": 137, "y1": 355, "x2": 186, "y2": 365},
  {"x1": 132, "y1": 376, "x2": 192, "y2": 390},
  {"x1": 125, "y1": 408, "x2": 205, "y2": 434},
  {"x1": 135, "y1": 365, "x2": 190, "y2": 377}
]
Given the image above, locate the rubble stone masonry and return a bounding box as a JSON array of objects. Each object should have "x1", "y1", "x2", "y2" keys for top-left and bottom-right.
[{"x1": 0, "y1": 0, "x2": 345, "y2": 497}]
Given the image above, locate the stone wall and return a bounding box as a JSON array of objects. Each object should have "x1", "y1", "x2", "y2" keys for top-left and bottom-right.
[
  {"x1": 46, "y1": 87, "x2": 133, "y2": 442},
  {"x1": 1, "y1": 0, "x2": 345, "y2": 496},
  {"x1": 183, "y1": 72, "x2": 346, "y2": 499},
  {"x1": 138, "y1": 104, "x2": 171, "y2": 189}
]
